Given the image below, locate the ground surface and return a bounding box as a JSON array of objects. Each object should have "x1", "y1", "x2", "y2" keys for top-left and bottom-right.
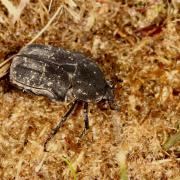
[{"x1": 0, "y1": 0, "x2": 180, "y2": 179}]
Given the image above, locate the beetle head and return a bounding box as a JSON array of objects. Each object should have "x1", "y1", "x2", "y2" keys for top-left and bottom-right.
[{"x1": 103, "y1": 83, "x2": 119, "y2": 111}]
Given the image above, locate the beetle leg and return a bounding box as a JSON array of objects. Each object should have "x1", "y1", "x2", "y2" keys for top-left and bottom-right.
[
  {"x1": 44, "y1": 100, "x2": 78, "y2": 151},
  {"x1": 79, "y1": 102, "x2": 89, "y2": 138}
]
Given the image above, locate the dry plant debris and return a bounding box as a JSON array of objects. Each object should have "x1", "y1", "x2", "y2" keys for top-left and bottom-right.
[{"x1": 0, "y1": 0, "x2": 180, "y2": 179}]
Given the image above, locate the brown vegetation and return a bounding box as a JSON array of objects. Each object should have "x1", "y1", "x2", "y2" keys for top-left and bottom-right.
[{"x1": 0, "y1": 0, "x2": 180, "y2": 179}]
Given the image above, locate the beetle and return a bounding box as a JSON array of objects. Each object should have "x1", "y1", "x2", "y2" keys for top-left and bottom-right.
[{"x1": 9, "y1": 44, "x2": 118, "y2": 151}]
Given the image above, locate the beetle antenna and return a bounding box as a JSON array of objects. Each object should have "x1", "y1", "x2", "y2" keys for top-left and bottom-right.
[
  {"x1": 44, "y1": 100, "x2": 78, "y2": 152},
  {"x1": 109, "y1": 100, "x2": 120, "y2": 111}
]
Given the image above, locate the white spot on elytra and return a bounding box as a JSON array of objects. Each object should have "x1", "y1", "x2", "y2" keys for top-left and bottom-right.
[
  {"x1": 47, "y1": 82, "x2": 52, "y2": 86},
  {"x1": 77, "y1": 89, "x2": 82, "y2": 93}
]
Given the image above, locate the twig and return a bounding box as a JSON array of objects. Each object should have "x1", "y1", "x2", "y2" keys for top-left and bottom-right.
[{"x1": 27, "y1": 5, "x2": 64, "y2": 45}]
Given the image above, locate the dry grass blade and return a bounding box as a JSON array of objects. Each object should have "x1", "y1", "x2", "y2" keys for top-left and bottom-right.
[
  {"x1": 0, "y1": 0, "x2": 17, "y2": 18},
  {"x1": 61, "y1": 156, "x2": 77, "y2": 180},
  {"x1": 116, "y1": 150, "x2": 128, "y2": 180},
  {"x1": 152, "y1": 158, "x2": 180, "y2": 165},
  {"x1": 163, "y1": 131, "x2": 180, "y2": 150},
  {"x1": 1, "y1": 0, "x2": 30, "y2": 23},
  {"x1": 27, "y1": 5, "x2": 64, "y2": 45},
  {"x1": 0, "y1": 56, "x2": 14, "y2": 78}
]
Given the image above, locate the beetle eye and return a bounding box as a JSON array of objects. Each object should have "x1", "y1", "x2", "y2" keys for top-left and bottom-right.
[
  {"x1": 106, "y1": 80, "x2": 114, "y2": 88},
  {"x1": 107, "y1": 80, "x2": 118, "y2": 92}
]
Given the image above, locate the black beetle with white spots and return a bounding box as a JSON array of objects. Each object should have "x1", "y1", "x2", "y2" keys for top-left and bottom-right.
[{"x1": 9, "y1": 44, "x2": 118, "y2": 151}]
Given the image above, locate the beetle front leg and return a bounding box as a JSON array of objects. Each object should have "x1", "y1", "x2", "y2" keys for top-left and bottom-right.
[
  {"x1": 79, "y1": 102, "x2": 89, "y2": 138},
  {"x1": 44, "y1": 100, "x2": 78, "y2": 151}
]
